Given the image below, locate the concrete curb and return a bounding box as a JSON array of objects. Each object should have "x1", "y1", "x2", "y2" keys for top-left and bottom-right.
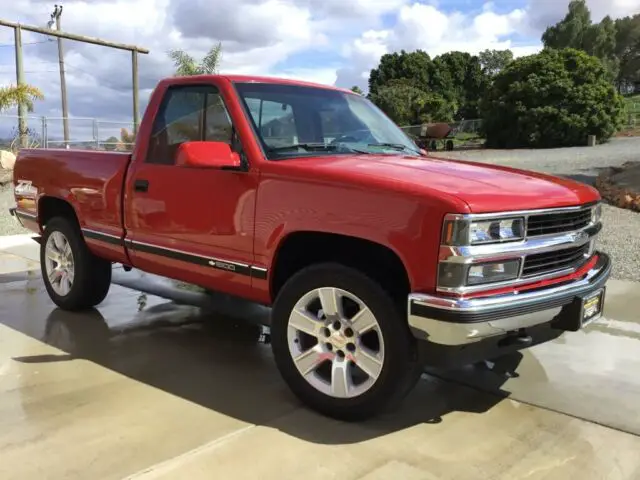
[
  {"x1": 0, "y1": 233, "x2": 37, "y2": 250},
  {"x1": 0, "y1": 234, "x2": 39, "y2": 263}
]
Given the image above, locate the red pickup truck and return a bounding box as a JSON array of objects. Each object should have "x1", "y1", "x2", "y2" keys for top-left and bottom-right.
[{"x1": 10, "y1": 74, "x2": 611, "y2": 421}]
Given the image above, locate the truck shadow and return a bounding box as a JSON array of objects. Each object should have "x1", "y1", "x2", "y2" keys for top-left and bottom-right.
[{"x1": 2, "y1": 274, "x2": 553, "y2": 445}]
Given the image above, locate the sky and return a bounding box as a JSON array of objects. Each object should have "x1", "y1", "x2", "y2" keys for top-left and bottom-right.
[{"x1": 0, "y1": 0, "x2": 638, "y2": 141}]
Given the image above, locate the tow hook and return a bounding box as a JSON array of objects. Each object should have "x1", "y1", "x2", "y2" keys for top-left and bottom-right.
[{"x1": 497, "y1": 328, "x2": 533, "y2": 349}]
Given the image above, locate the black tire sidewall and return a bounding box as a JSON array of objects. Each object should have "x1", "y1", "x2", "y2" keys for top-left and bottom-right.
[
  {"x1": 40, "y1": 217, "x2": 111, "y2": 311},
  {"x1": 271, "y1": 263, "x2": 419, "y2": 421}
]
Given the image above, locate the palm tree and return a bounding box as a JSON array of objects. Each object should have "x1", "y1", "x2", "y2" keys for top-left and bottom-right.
[
  {"x1": 0, "y1": 84, "x2": 44, "y2": 112},
  {"x1": 167, "y1": 42, "x2": 223, "y2": 76},
  {"x1": 116, "y1": 127, "x2": 136, "y2": 151}
]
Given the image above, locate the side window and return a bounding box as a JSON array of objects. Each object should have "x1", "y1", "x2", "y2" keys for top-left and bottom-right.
[
  {"x1": 146, "y1": 85, "x2": 233, "y2": 165},
  {"x1": 245, "y1": 98, "x2": 297, "y2": 149},
  {"x1": 204, "y1": 92, "x2": 233, "y2": 143}
]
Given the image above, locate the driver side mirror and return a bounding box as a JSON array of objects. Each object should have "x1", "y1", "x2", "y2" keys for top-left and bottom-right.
[{"x1": 175, "y1": 141, "x2": 242, "y2": 170}]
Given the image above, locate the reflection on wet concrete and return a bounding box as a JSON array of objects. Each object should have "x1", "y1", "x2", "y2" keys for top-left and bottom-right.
[
  {"x1": 430, "y1": 279, "x2": 640, "y2": 436},
  {"x1": 112, "y1": 267, "x2": 271, "y2": 327},
  {"x1": 4, "y1": 266, "x2": 640, "y2": 438},
  {"x1": 1, "y1": 270, "x2": 640, "y2": 478},
  {"x1": 0, "y1": 273, "x2": 504, "y2": 434}
]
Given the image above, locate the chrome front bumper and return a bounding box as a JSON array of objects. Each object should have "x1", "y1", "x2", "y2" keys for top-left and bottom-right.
[{"x1": 408, "y1": 252, "x2": 612, "y2": 346}]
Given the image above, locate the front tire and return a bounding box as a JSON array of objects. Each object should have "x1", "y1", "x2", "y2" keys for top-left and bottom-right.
[
  {"x1": 270, "y1": 263, "x2": 421, "y2": 421},
  {"x1": 40, "y1": 216, "x2": 112, "y2": 311}
]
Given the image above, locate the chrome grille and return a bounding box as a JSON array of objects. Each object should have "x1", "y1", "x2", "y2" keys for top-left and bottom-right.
[
  {"x1": 526, "y1": 208, "x2": 592, "y2": 237},
  {"x1": 522, "y1": 244, "x2": 590, "y2": 277}
]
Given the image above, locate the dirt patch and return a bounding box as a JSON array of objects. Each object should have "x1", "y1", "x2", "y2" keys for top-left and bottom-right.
[
  {"x1": 595, "y1": 161, "x2": 640, "y2": 212},
  {"x1": 616, "y1": 128, "x2": 640, "y2": 138}
]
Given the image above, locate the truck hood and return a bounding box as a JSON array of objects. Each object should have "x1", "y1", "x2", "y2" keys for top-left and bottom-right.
[{"x1": 296, "y1": 153, "x2": 600, "y2": 213}]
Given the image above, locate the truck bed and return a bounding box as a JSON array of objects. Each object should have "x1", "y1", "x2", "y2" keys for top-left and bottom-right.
[{"x1": 13, "y1": 148, "x2": 132, "y2": 263}]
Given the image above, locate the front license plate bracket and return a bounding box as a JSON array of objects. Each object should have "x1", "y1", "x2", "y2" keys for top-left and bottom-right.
[
  {"x1": 550, "y1": 287, "x2": 606, "y2": 332},
  {"x1": 579, "y1": 287, "x2": 605, "y2": 327}
]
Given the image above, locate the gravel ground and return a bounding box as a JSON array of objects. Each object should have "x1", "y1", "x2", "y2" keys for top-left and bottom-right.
[
  {"x1": 596, "y1": 204, "x2": 640, "y2": 281},
  {"x1": 0, "y1": 179, "x2": 28, "y2": 236},
  {"x1": 436, "y1": 136, "x2": 639, "y2": 181},
  {"x1": 1, "y1": 137, "x2": 638, "y2": 280}
]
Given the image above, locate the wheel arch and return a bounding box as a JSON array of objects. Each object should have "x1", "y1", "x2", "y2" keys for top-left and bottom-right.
[
  {"x1": 269, "y1": 230, "x2": 411, "y2": 307},
  {"x1": 38, "y1": 195, "x2": 80, "y2": 230}
]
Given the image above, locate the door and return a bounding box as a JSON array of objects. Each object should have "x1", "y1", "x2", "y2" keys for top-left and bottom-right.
[{"x1": 125, "y1": 83, "x2": 260, "y2": 298}]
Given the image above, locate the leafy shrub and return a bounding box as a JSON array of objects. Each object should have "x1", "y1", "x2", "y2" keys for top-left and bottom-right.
[{"x1": 481, "y1": 48, "x2": 625, "y2": 148}]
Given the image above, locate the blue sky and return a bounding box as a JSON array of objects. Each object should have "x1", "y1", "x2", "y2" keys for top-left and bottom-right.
[{"x1": 0, "y1": 0, "x2": 635, "y2": 141}]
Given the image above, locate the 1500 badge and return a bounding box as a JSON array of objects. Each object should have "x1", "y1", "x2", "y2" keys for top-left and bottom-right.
[
  {"x1": 15, "y1": 180, "x2": 38, "y2": 198},
  {"x1": 209, "y1": 259, "x2": 236, "y2": 271}
]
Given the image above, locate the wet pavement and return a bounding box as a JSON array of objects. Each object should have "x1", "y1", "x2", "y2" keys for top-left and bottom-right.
[{"x1": 1, "y1": 238, "x2": 640, "y2": 479}]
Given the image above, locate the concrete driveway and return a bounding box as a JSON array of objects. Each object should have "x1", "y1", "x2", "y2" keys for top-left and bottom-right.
[{"x1": 1, "y1": 235, "x2": 640, "y2": 480}]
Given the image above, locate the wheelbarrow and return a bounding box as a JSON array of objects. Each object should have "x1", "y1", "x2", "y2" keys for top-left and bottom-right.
[{"x1": 420, "y1": 122, "x2": 456, "y2": 152}]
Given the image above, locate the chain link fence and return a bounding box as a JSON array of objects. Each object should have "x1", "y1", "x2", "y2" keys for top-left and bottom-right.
[
  {"x1": 623, "y1": 102, "x2": 640, "y2": 132},
  {"x1": 0, "y1": 115, "x2": 136, "y2": 153}
]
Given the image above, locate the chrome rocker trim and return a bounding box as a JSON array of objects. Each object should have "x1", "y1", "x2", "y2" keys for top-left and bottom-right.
[{"x1": 408, "y1": 252, "x2": 611, "y2": 346}]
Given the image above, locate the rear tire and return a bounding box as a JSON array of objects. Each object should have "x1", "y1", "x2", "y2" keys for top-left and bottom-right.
[
  {"x1": 270, "y1": 263, "x2": 421, "y2": 421},
  {"x1": 40, "y1": 216, "x2": 112, "y2": 311}
]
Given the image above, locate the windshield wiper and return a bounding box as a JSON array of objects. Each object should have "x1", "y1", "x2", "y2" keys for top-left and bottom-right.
[
  {"x1": 347, "y1": 148, "x2": 373, "y2": 155},
  {"x1": 368, "y1": 143, "x2": 421, "y2": 155},
  {"x1": 267, "y1": 143, "x2": 338, "y2": 153}
]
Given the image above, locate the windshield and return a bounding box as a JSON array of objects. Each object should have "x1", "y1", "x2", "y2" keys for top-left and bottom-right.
[{"x1": 234, "y1": 82, "x2": 422, "y2": 159}]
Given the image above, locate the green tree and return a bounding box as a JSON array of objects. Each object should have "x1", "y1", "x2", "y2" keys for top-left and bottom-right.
[
  {"x1": 481, "y1": 48, "x2": 624, "y2": 149},
  {"x1": 434, "y1": 51, "x2": 488, "y2": 118},
  {"x1": 368, "y1": 50, "x2": 455, "y2": 123},
  {"x1": 368, "y1": 50, "x2": 436, "y2": 97},
  {"x1": 368, "y1": 49, "x2": 488, "y2": 121},
  {"x1": 479, "y1": 49, "x2": 514, "y2": 77},
  {"x1": 614, "y1": 14, "x2": 640, "y2": 92},
  {"x1": 369, "y1": 79, "x2": 452, "y2": 126},
  {"x1": 542, "y1": 1, "x2": 619, "y2": 80},
  {"x1": 350, "y1": 86, "x2": 364, "y2": 95},
  {"x1": 168, "y1": 42, "x2": 223, "y2": 76},
  {"x1": 542, "y1": 0, "x2": 592, "y2": 50},
  {"x1": 0, "y1": 84, "x2": 44, "y2": 112}
]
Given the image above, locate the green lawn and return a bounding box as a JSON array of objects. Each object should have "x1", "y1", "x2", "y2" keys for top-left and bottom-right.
[{"x1": 624, "y1": 94, "x2": 640, "y2": 113}]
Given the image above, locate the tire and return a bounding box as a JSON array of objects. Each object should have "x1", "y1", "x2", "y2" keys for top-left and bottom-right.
[
  {"x1": 40, "y1": 216, "x2": 112, "y2": 311},
  {"x1": 270, "y1": 263, "x2": 422, "y2": 421}
]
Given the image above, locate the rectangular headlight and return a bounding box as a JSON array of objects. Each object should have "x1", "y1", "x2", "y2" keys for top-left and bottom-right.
[
  {"x1": 467, "y1": 260, "x2": 521, "y2": 285},
  {"x1": 438, "y1": 259, "x2": 521, "y2": 288},
  {"x1": 591, "y1": 203, "x2": 602, "y2": 224},
  {"x1": 442, "y1": 216, "x2": 525, "y2": 246}
]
